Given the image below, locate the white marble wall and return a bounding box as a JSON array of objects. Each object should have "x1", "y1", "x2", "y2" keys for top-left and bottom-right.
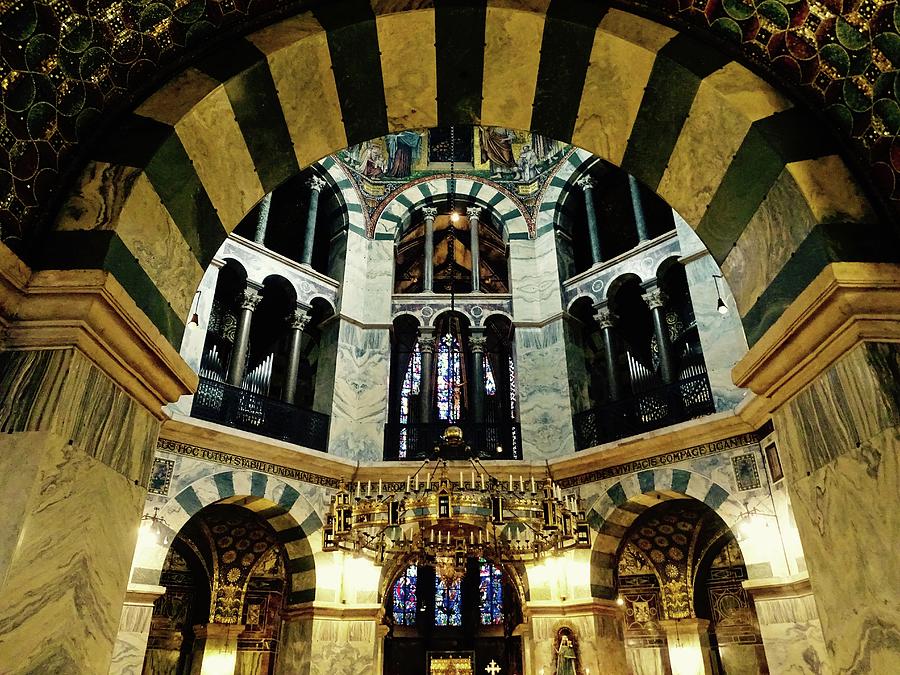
[
  {"x1": 509, "y1": 231, "x2": 565, "y2": 323},
  {"x1": 337, "y1": 231, "x2": 393, "y2": 325},
  {"x1": 529, "y1": 607, "x2": 629, "y2": 675},
  {"x1": 675, "y1": 213, "x2": 748, "y2": 412},
  {"x1": 108, "y1": 585, "x2": 166, "y2": 675},
  {"x1": 516, "y1": 320, "x2": 576, "y2": 459},
  {"x1": 749, "y1": 590, "x2": 831, "y2": 674},
  {"x1": 327, "y1": 322, "x2": 391, "y2": 461}
]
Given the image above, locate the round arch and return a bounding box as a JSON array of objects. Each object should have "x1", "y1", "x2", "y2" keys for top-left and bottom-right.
[
  {"x1": 51, "y1": 7, "x2": 880, "y2": 353},
  {"x1": 151, "y1": 470, "x2": 322, "y2": 605},
  {"x1": 582, "y1": 467, "x2": 752, "y2": 600}
]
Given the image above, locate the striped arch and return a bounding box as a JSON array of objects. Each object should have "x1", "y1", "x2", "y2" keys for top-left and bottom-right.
[
  {"x1": 371, "y1": 176, "x2": 531, "y2": 240},
  {"x1": 50, "y1": 7, "x2": 879, "y2": 352},
  {"x1": 317, "y1": 155, "x2": 368, "y2": 239},
  {"x1": 534, "y1": 148, "x2": 595, "y2": 237},
  {"x1": 584, "y1": 467, "x2": 745, "y2": 600},
  {"x1": 156, "y1": 470, "x2": 322, "y2": 605}
]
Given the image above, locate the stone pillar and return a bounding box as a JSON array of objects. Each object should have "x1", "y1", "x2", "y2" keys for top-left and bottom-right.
[
  {"x1": 417, "y1": 327, "x2": 436, "y2": 423},
  {"x1": 283, "y1": 304, "x2": 312, "y2": 405},
  {"x1": 422, "y1": 207, "x2": 437, "y2": 292},
  {"x1": 0, "y1": 254, "x2": 194, "y2": 672},
  {"x1": 744, "y1": 574, "x2": 830, "y2": 674},
  {"x1": 594, "y1": 307, "x2": 622, "y2": 402},
  {"x1": 108, "y1": 583, "x2": 166, "y2": 675},
  {"x1": 469, "y1": 328, "x2": 487, "y2": 423},
  {"x1": 575, "y1": 175, "x2": 602, "y2": 266},
  {"x1": 254, "y1": 192, "x2": 272, "y2": 245},
  {"x1": 189, "y1": 624, "x2": 244, "y2": 675},
  {"x1": 659, "y1": 619, "x2": 715, "y2": 675},
  {"x1": 731, "y1": 263, "x2": 900, "y2": 673},
  {"x1": 300, "y1": 176, "x2": 327, "y2": 266},
  {"x1": 226, "y1": 284, "x2": 262, "y2": 387},
  {"x1": 628, "y1": 174, "x2": 649, "y2": 243},
  {"x1": 273, "y1": 613, "x2": 312, "y2": 675},
  {"x1": 644, "y1": 288, "x2": 676, "y2": 384},
  {"x1": 467, "y1": 206, "x2": 483, "y2": 292}
]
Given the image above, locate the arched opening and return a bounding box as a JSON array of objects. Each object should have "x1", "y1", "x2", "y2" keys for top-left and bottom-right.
[
  {"x1": 142, "y1": 503, "x2": 289, "y2": 675},
  {"x1": 614, "y1": 499, "x2": 767, "y2": 675},
  {"x1": 382, "y1": 557, "x2": 524, "y2": 675}
]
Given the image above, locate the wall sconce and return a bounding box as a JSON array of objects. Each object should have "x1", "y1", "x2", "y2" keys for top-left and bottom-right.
[{"x1": 712, "y1": 274, "x2": 728, "y2": 315}]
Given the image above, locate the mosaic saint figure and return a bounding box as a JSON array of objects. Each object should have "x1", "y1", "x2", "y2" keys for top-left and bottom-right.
[
  {"x1": 555, "y1": 634, "x2": 577, "y2": 675},
  {"x1": 359, "y1": 141, "x2": 386, "y2": 177},
  {"x1": 479, "y1": 127, "x2": 516, "y2": 177},
  {"x1": 386, "y1": 131, "x2": 422, "y2": 178},
  {"x1": 517, "y1": 145, "x2": 537, "y2": 182}
]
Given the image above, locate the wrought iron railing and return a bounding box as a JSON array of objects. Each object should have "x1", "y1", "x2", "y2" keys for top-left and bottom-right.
[
  {"x1": 383, "y1": 420, "x2": 522, "y2": 461},
  {"x1": 573, "y1": 371, "x2": 715, "y2": 450},
  {"x1": 191, "y1": 377, "x2": 329, "y2": 451}
]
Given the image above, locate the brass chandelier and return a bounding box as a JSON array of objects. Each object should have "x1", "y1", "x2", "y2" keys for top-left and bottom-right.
[{"x1": 323, "y1": 427, "x2": 590, "y2": 582}]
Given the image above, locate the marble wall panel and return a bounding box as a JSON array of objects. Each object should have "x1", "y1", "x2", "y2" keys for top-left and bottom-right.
[
  {"x1": 563, "y1": 317, "x2": 593, "y2": 414},
  {"x1": 274, "y1": 618, "x2": 312, "y2": 675},
  {"x1": 337, "y1": 233, "x2": 393, "y2": 324},
  {"x1": 328, "y1": 323, "x2": 391, "y2": 461},
  {"x1": 753, "y1": 593, "x2": 831, "y2": 675},
  {"x1": 717, "y1": 643, "x2": 766, "y2": 675},
  {"x1": 515, "y1": 320, "x2": 575, "y2": 459},
  {"x1": 773, "y1": 342, "x2": 900, "y2": 673},
  {"x1": 108, "y1": 601, "x2": 157, "y2": 675},
  {"x1": 235, "y1": 650, "x2": 268, "y2": 675},
  {"x1": 308, "y1": 618, "x2": 377, "y2": 675},
  {"x1": 142, "y1": 649, "x2": 181, "y2": 675},
  {"x1": 0, "y1": 348, "x2": 161, "y2": 485},
  {"x1": 530, "y1": 610, "x2": 629, "y2": 675},
  {"x1": 314, "y1": 320, "x2": 339, "y2": 415},
  {"x1": 0, "y1": 432, "x2": 144, "y2": 673},
  {"x1": 627, "y1": 647, "x2": 671, "y2": 675},
  {"x1": 509, "y1": 231, "x2": 565, "y2": 323}
]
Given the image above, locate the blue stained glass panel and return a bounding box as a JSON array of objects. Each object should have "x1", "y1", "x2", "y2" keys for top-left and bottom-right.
[
  {"x1": 399, "y1": 343, "x2": 421, "y2": 458},
  {"x1": 392, "y1": 564, "x2": 418, "y2": 625},
  {"x1": 437, "y1": 334, "x2": 462, "y2": 422},
  {"x1": 484, "y1": 356, "x2": 496, "y2": 396},
  {"x1": 434, "y1": 576, "x2": 462, "y2": 626},
  {"x1": 478, "y1": 559, "x2": 503, "y2": 625}
]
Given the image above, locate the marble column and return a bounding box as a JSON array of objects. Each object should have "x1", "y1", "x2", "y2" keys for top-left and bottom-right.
[
  {"x1": 254, "y1": 193, "x2": 272, "y2": 245},
  {"x1": 469, "y1": 328, "x2": 487, "y2": 423},
  {"x1": 770, "y1": 341, "x2": 900, "y2": 672},
  {"x1": 575, "y1": 175, "x2": 602, "y2": 266},
  {"x1": 628, "y1": 174, "x2": 649, "y2": 243},
  {"x1": 418, "y1": 327, "x2": 436, "y2": 423},
  {"x1": 422, "y1": 207, "x2": 437, "y2": 292},
  {"x1": 659, "y1": 619, "x2": 715, "y2": 675},
  {"x1": 0, "y1": 350, "x2": 163, "y2": 673},
  {"x1": 300, "y1": 176, "x2": 327, "y2": 266},
  {"x1": 226, "y1": 284, "x2": 262, "y2": 387},
  {"x1": 594, "y1": 307, "x2": 622, "y2": 402},
  {"x1": 189, "y1": 624, "x2": 244, "y2": 675},
  {"x1": 108, "y1": 583, "x2": 166, "y2": 675},
  {"x1": 743, "y1": 575, "x2": 830, "y2": 674},
  {"x1": 467, "y1": 206, "x2": 483, "y2": 292},
  {"x1": 283, "y1": 304, "x2": 312, "y2": 405},
  {"x1": 644, "y1": 288, "x2": 676, "y2": 385}
]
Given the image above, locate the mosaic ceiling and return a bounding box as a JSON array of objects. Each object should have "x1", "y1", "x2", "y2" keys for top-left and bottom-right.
[{"x1": 0, "y1": 0, "x2": 897, "y2": 248}]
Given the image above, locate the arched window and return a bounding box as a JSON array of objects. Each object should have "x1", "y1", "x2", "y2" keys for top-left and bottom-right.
[
  {"x1": 478, "y1": 559, "x2": 503, "y2": 625},
  {"x1": 436, "y1": 332, "x2": 463, "y2": 422},
  {"x1": 391, "y1": 564, "x2": 418, "y2": 626},
  {"x1": 398, "y1": 343, "x2": 422, "y2": 458},
  {"x1": 434, "y1": 576, "x2": 463, "y2": 626}
]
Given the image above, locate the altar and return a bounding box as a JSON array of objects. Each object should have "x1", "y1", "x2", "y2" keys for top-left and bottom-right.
[{"x1": 428, "y1": 651, "x2": 475, "y2": 675}]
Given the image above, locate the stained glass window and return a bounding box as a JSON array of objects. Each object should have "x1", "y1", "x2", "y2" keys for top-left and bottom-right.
[
  {"x1": 399, "y1": 343, "x2": 421, "y2": 458},
  {"x1": 392, "y1": 565, "x2": 418, "y2": 625},
  {"x1": 434, "y1": 576, "x2": 463, "y2": 626},
  {"x1": 436, "y1": 333, "x2": 462, "y2": 422},
  {"x1": 484, "y1": 356, "x2": 496, "y2": 396},
  {"x1": 478, "y1": 559, "x2": 504, "y2": 625}
]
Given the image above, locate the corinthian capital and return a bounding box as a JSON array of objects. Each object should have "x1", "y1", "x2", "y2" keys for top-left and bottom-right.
[
  {"x1": 421, "y1": 207, "x2": 438, "y2": 220},
  {"x1": 308, "y1": 175, "x2": 327, "y2": 193},
  {"x1": 644, "y1": 288, "x2": 667, "y2": 310},
  {"x1": 594, "y1": 307, "x2": 616, "y2": 329},
  {"x1": 290, "y1": 307, "x2": 312, "y2": 331},
  {"x1": 239, "y1": 287, "x2": 262, "y2": 312},
  {"x1": 466, "y1": 207, "x2": 482, "y2": 221}
]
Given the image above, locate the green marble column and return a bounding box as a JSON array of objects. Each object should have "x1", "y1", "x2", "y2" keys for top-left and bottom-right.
[{"x1": 773, "y1": 342, "x2": 900, "y2": 673}]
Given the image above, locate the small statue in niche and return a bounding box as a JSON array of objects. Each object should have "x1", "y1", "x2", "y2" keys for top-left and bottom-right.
[{"x1": 554, "y1": 628, "x2": 580, "y2": 675}]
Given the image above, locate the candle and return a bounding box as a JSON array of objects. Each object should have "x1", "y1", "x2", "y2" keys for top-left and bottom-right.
[
  {"x1": 471, "y1": 470, "x2": 475, "y2": 487},
  {"x1": 480, "y1": 473, "x2": 485, "y2": 490},
  {"x1": 478, "y1": 530, "x2": 483, "y2": 544},
  {"x1": 426, "y1": 474, "x2": 431, "y2": 490},
  {"x1": 415, "y1": 475, "x2": 419, "y2": 491},
  {"x1": 531, "y1": 476, "x2": 536, "y2": 493},
  {"x1": 378, "y1": 479, "x2": 383, "y2": 495},
  {"x1": 519, "y1": 475, "x2": 524, "y2": 492},
  {"x1": 509, "y1": 474, "x2": 513, "y2": 491},
  {"x1": 460, "y1": 471, "x2": 463, "y2": 486},
  {"x1": 470, "y1": 531, "x2": 474, "y2": 544},
  {"x1": 406, "y1": 476, "x2": 411, "y2": 493},
  {"x1": 357, "y1": 482, "x2": 361, "y2": 498},
  {"x1": 367, "y1": 480, "x2": 371, "y2": 496},
  {"x1": 430, "y1": 530, "x2": 434, "y2": 543}
]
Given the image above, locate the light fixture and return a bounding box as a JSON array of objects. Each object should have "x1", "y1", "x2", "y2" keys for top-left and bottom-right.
[
  {"x1": 140, "y1": 507, "x2": 170, "y2": 546},
  {"x1": 323, "y1": 434, "x2": 590, "y2": 583},
  {"x1": 449, "y1": 210, "x2": 460, "y2": 223},
  {"x1": 188, "y1": 290, "x2": 202, "y2": 327},
  {"x1": 712, "y1": 274, "x2": 728, "y2": 315}
]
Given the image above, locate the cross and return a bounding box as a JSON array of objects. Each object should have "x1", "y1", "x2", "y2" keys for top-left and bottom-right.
[{"x1": 484, "y1": 660, "x2": 502, "y2": 675}]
